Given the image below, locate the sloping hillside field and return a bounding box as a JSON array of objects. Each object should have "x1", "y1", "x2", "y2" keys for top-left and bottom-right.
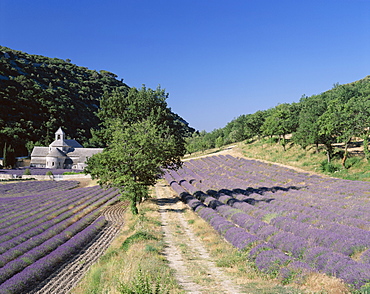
[
  {"x1": 0, "y1": 181, "x2": 120, "y2": 293},
  {"x1": 164, "y1": 155, "x2": 370, "y2": 290}
]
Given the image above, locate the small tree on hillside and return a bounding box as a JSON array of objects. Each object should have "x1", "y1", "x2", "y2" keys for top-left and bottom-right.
[
  {"x1": 261, "y1": 103, "x2": 300, "y2": 150},
  {"x1": 2, "y1": 143, "x2": 16, "y2": 168},
  {"x1": 293, "y1": 94, "x2": 330, "y2": 153},
  {"x1": 319, "y1": 94, "x2": 370, "y2": 167},
  {"x1": 2, "y1": 142, "x2": 7, "y2": 168},
  {"x1": 244, "y1": 110, "x2": 268, "y2": 140}
]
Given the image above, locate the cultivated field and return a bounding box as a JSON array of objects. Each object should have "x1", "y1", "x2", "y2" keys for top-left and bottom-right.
[
  {"x1": 164, "y1": 154, "x2": 370, "y2": 291},
  {"x1": 0, "y1": 180, "x2": 121, "y2": 293},
  {"x1": 2, "y1": 152, "x2": 370, "y2": 293}
]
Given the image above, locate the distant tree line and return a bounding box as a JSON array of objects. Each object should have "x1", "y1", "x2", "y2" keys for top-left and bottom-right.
[{"x1": 186, "y1": 76, "x2": 370, "y2": 168}]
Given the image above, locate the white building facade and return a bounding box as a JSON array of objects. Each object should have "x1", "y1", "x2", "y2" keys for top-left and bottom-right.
[{"x1": 30, "y1": 127, "x2": 103, "y2": 169}]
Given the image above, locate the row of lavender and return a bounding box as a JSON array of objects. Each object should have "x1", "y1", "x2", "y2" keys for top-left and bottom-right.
[
  {"x1": 164, "y1": 155, "x2": 370, "y2": 289},
  {"x1": 0, "y1": 180, "x2": 79, "y2": 198},
  {"x1": 0, "y1": 168, "x2": 83, "y2": 176},
  {"x1": 0, "y1": 181, "x2": 120, "y2": 293}
]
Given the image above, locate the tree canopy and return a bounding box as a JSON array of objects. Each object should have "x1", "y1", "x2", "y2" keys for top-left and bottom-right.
[{"x1": 85, "y1": 86, "x2": 187, "y2": 214}]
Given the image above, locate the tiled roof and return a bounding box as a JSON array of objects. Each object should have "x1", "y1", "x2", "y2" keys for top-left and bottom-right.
[
  {"x1": 30, "y1": 147, "x2": 49, "y2": 157},
  {"x1": 49, "y1": 139, "x2": 83, "y2": 149},
  {"x1": 46, "y1": 148, "x2": 67, "y2": 157},
  {"x1": 67, "y1": 148, "x2": 104, "y2": 158},
  {"x1": 65, "y1": 139, "x2": 83, "y2": 148}
]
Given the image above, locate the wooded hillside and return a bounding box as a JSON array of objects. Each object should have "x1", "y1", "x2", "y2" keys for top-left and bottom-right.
[
  {"x1": 188, "y1": 75, "x2": 370, "y2": 168},
  {"x1": 0, "y1": 46, "x2": 131, "y2": 156},
  {"x1": 0, "y1": 46, "x2": 194, "y2": 158}
]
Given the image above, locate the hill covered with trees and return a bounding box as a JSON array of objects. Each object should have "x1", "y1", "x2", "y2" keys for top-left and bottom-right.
[
  {"x1": 0, "y1": 46, "x2": 194, "y2": 160},
  {"x1": 0, "y1": 46, "x2": 130, "y2": 157},
  {"x1": 187, "y1": 76, "x2": 370, "y2": 168}
]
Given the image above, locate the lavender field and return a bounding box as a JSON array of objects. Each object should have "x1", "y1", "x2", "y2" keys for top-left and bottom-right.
[
  {"x1": 0, "y1": 180, "x2": 120, "y2": 293},
  {"x1": 0, "y1": 167, "x2": 83, "y2": 177},
  {"x1": 164, "y1": 154, "x2": 370, "y2": 290}
]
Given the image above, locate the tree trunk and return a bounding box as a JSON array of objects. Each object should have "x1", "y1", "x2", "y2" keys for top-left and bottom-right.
[
  {"x1": 327, "y1": 150, "x2": 331, "y2": 163},
  {"x1": 363, "y1": 135, "x2": 370, "y2": 162},
  {"x1": 281, "y1": 135, "x2": 286, "y2": 151},
  {"x1": 341, "y1": 137, "x2": 351, "y2": 168},
  {"x1": 325, "y1": 143, "x2": 333, "y2": 163},
  {"x1": 130, "y1": 200, "x2": 139, "y2": 215}
]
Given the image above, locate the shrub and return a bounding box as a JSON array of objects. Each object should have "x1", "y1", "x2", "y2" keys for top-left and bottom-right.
[
  {"x1": 63, "y1": 171, "x2": 84, "y2": 175},
  {"x1": 320, "y1": 160, "x2": 340, "y2": 173},
  {"x1": 118, "y1": 267, "x2": 168, "y2": 294},
  {"x1": 23, "y1": 168, "x2": 31, "y2": 175},
  {"x1": 120, "y1": 231, "x2": 157, "y2": 252},
  {"x1": 45, "y1": 171, "x2": 53, "y2": 176},
  {"x1": 345, "y1": 157, "x2": 362, "y2": 169}
]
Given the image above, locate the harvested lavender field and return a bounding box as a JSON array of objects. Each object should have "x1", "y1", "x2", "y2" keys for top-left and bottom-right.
[
  {"x1": 164, "y1": 154, "x2": 370, "y2": 290},
  {"x1": 0, "y1": 181, "x2": 121, "y2": 293}
]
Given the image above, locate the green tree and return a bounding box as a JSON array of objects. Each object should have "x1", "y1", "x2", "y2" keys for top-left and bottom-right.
[
  {"x1": 2, "y1": 142, "x2": 7, "y2": 168},
  {"x1": 224, "y1": 117, "x2": 247, "y2": 144},
  {"x1": 337, "y1": 96, "x2": 370, "y2": 165},
  {"x1": 2, "y1": 143, "x2": 16, "y2": 168},
  {"x1": 215, "y1": 136, "x2": 224, "y2": 148},
  {"x1": 261, "y1": 103, "x2": 300, "y2": 150},
  {"x1": 85, "y1": 86, "x2": 186, "y2": 214},
  {"x1": 294, "y1": 94, "x2": 329, "y2": 152},
  {"x1": 185, "y1": 132, "x2": 203, "y2": 154},
  {"x1": 244, "y1": 110, "x2": 268, "y2": 140},
  {"x1": 352, "y1": 96, "x2": 370, "y2": 161},
  {"x1": 317, "y1": 82, "x2": 367, "y2": 167}
]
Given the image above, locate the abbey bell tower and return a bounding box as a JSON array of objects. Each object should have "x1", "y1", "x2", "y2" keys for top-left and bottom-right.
[{"x1": 55, "y1": 127, "x2": 65, "y2": 141}]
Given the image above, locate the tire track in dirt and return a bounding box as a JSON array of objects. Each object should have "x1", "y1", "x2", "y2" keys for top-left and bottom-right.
[
  {"x1": 30, "y1": 202, "x2": 126, "y2": 294},
  {"x1": 156, "y1": 182, "x2": 243, "y2": 294}
]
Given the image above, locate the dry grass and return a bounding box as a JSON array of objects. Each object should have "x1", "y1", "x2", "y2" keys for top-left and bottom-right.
[
  {"x1": 239, "y1": 138, "x2": 370, "y2": 182},
  {"x1": 76, "y1": 178, "x2": 99, "y2": 188},
  {"x1": 241, "y1": 139, "x2": 325, "y2": 174},
  {"x1": 301, "y1": 273, "x2": 350, "y2": 294}
]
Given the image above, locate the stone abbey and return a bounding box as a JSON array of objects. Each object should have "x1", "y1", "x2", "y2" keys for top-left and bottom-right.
[{"x1": 30, "y1": 127, "x2": 103, "y2": 169}]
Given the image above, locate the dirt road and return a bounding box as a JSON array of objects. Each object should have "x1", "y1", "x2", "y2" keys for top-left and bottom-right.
[{"x1": 156, "y1": 182, "x2": 243, "y2": 294}]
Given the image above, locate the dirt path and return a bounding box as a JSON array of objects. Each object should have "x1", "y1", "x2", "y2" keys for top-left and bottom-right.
[
  {"x1": 156, "y1": 182, "x2": 243, "y2": 294},
  {"x1": 29, "y1": 202, "x2": 126, "y2": 294}
]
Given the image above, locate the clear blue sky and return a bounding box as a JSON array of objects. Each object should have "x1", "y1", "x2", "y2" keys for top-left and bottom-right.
[{"x1": 1, "y1": 0, "x2": 369, "y2": 132}]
